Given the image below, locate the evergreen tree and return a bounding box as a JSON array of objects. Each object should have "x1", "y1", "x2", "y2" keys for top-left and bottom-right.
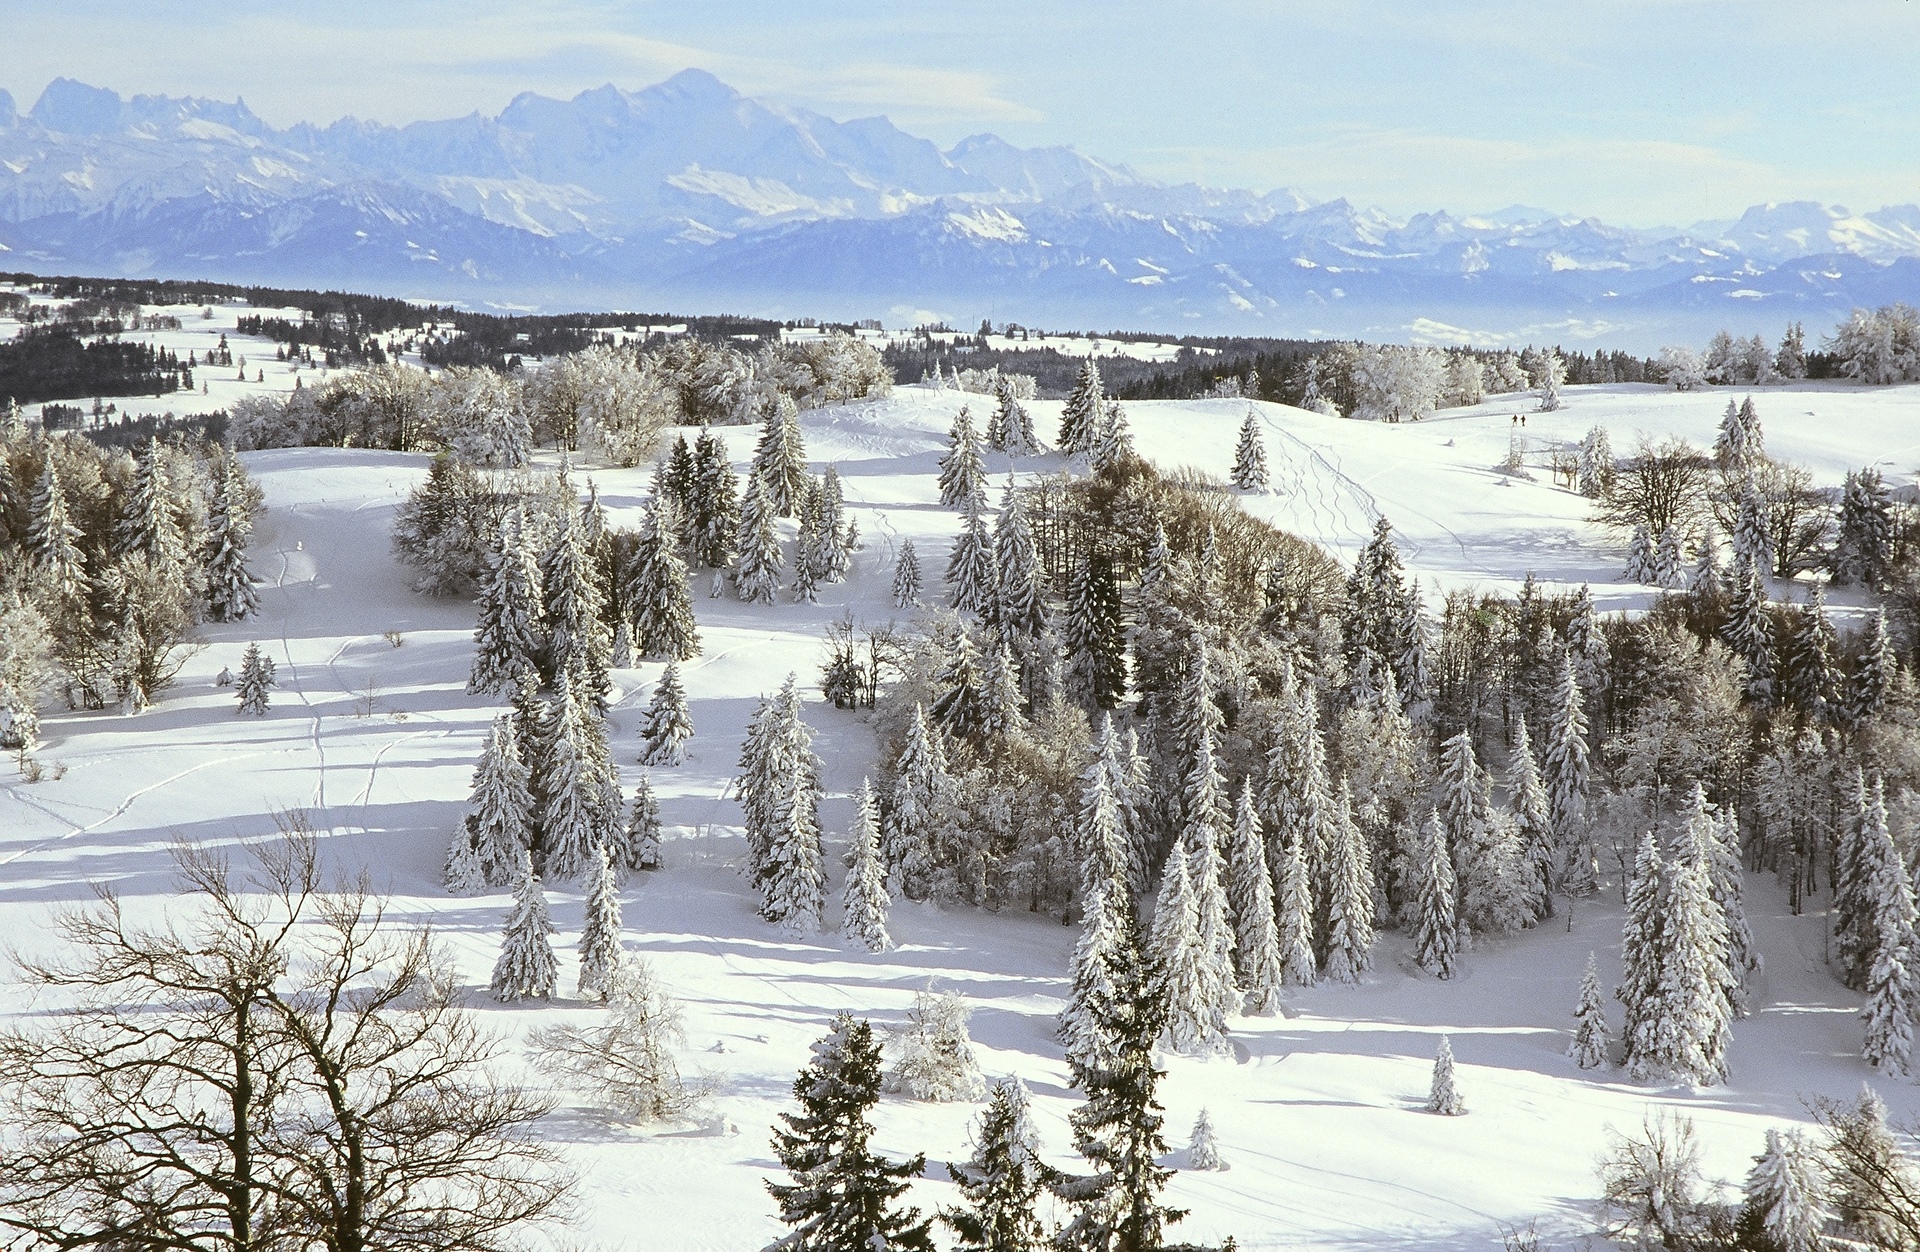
[
  {"x1": 1230, "y1": 407, "x2": 1269, "y2": 491},
  {"x1": 892, "y1": 539, "x2": 923, "y2": 609},
  {"x1": 1091, "y1": 401, "x2": 1134, "y2": 474},
  {"x1": 638, "y1": 660, "x2": 694, "y2": 766},
  {"x1": 460, "y1": 714, "x2": 537, "y2": 888},
  {"x1": 1691, "y1": 523, "x2": 1725, "y2": 598},
  {"x1": 1544, "y1": 652, "x2": 1594, "y2": 894},
  {"x1": 731, "y1": 473, "x2": 785, "y2": 604},
  {"x1": 946, "y1": 506, "x2": 997, "y2": 615},
  {"x1": 115, "y1": 437, "x2": 183, "y2": 567},
  {"x1": 1846, "y1": 609, "x2": 1895, "y2": 729},
  {"x1": 621, "y1": 770, "x2": 663, "y2": 872},
  {"x1": 1063, "y1": 552, "x2": 1127, "y2": 710},
  {"x1": 541, "y1": 503, "x2": 612, "y2": 703},
  {"x1": 1058, "y1": 358, "x2": 1104, "y2": 456},
  {"x1": 740, "y1": 678, "x2": 826, "y2": 931},
  {"x1": 1413, "y1": 811, "x2": 1458, "y2": 979},
  {"x1": 1833, "y1": 769, "x2": 1878, "y2": 989},
  {"x1": 1426, "y1": 1035, "x2": 1465, "y2": 1115},
  {"x1": 979, "y1": 635, "x2": 1028, "y2": 745},
  {"x1": 1508, "y1": 717, "x2": 1555, "y2": 920},
  {"x1": 765, "y1": 1014, "x2": 935, "y2": 1252},
  {"x1": 1077, "y1": 719, "x2": 1134, "y2": 898},
  {"x1": 842, "y1": 779, "x2": 892, "y2": 953},
  {"x1": 490, "y1": 854, "x2": 558, "y2": 1002},
  {"x1": 1322, "y1": 781, "x2": 1376, "y2": 984},
  {"x1": 1681, "y1": 786, "x2": 1756, "y2": 1015},
  {"x1": 577, "y1": 843, "x2": 625, "y2": 1000},
  {"x1": 468, "y1": 511, "x2": 545, "y2": 696},
  {"x1": 1618, "y1": 832, "x2": 1666, "y2": 1076},
  {"x1": 202, "y1": 456, "x2": 258, "y2": 622},
  {"x1": 1622, "y1": 829, "x2": 1733, "y2": 1084},
  {"x1": 1722, "y1": 559, "x2": 1776, "y2": 706},
  {"x1": 1148, "y1": 844, "x2": 1229, "y2": 1056},
  {"x1": 818, "y1": 465, "x2": 856, "y2": 584},
  {"x1": 939, "y1": 405, "x2": 989, "y2": 510},
  {"x1": 1775, "y1": 322, "x2": 1808, "y2": 380},
  {"x1": 943, "y1": 1078, "x2": 1056, "y2": 1252},
  {"x1": 791, "y1": 477, "x2": 828, "y2": 604},
  {"x1": 234, "y1": 642, "x2": 276, "y2": 716},
  {"x1": 628, "y1": 500, "x2": 700, "y2": 660},
  {"x1": 1624, "y1": 523, "x2": 1656, "y2": 583},
  {"x1": 1652, "y1": 525, "x2": 1686, "y2": 590},
  {"x1": 885, "y1": 704, "x2": 949, "y2": 900},
  {"x1": 26, "y1": 460, "x2": 87, "y2": 603},
  {"x1": 1833, "y1": 466, "x2": 1894, "y2": 589},
  {"x1": 931, "y1": 631, "x2": 990, "y2": 744},
  {"x1": 1186, "y1": 1109, "x2": 1224, "y2": 1171},
  {"x1": 444, "y1": 816, "x2": 487, "y2": 895},
  {"x1": 1274, "y1": 830, "x2": 1318, "y2": 987},
  {"x1": 1733, "y1": 476, "x2": 1775, "y2": 579},
  {"x1": 1715, "y1": 398, "x2": 1754, "y2": 469},
  {"x1": 1738, "y1": 1128, "x2": 1831, "y2": 1252},
  {"x1": 689, "y1": 428, "x2": 740, "y2": 569},
  {"x1": 887, "y1": 984, "x2": 986, "y2": 1102},
  {"x1": 540, "y1": 677, "x2": 622, "y2": 882},
  {"x1": 1229, "y1": 787, "x2": 1284, "y2": 1016},
  {"x1": 1570, "y1": 953, "x2": 1611, "y2": 1069},
  {"x1": 1060, "y1": 858, "x2": 1133, "y2": 1082},
  {"x1": 987, "y1": 374, "x2": 1040, "y2": 457},
  {"x1": 752, "y1": 395, "x2": 810, "y2": 518},
  {"x1": 993, "y1": 486, "x2": 1044, "y2": 640},
  {"x1": 760, "y1": 775, "x2": 826, "y2": 934},
  {"x1": 1577, "y1": 425, "x2": 1614, "y2": 498},
  {"x1": 1783, "y1": 586, "x2": 1838, "y2": 724},
  {"x1": 1860, "y1": 779, "x2": 1917, "y2": 1076}
]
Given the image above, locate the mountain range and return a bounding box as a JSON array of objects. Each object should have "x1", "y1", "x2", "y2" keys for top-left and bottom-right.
[{"x1": 3, "y1": 69, "x2": 1916, "y2": 348}]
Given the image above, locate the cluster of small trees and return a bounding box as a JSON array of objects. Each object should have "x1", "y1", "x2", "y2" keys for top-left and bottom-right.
[
  {"x1": 1663, "y1": 304, "x2": 1920, "y2": 389},
  {"x1": 1295, "y1": 342, "x2": 1565, "y2": 422},
  {"x1": 0, "y1": 414, "x2": 261, "y2": 748}
]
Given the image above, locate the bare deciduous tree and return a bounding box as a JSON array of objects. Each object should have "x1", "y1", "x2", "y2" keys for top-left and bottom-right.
[{"x1": 1598, "y1": 436, "x2": 1713, "y2": 539}]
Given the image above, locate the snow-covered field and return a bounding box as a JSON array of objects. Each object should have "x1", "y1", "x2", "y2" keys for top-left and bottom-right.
[{"x1": 5, "y1": 380, "x2": 1920, "y2": 1250}]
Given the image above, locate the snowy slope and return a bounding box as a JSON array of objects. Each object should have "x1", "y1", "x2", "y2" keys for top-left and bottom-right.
[{"x1": 5, "y1": 383, "x2": 1920, "y2": 1249}]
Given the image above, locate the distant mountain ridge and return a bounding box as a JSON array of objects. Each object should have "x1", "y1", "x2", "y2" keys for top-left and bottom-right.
[{"x1": 1, "y1": 70, "x2": 1914, "y2": 348}]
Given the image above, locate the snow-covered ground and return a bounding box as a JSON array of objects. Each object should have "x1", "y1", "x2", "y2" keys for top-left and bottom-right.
[{"x1": 5, "y1": 380, "x2": 1920, "y2": 1250}]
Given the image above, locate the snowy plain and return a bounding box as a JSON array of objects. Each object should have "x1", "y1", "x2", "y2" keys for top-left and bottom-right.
[{"x1": 5, "y1": 329, "x2": 1920, "y2": 1248}]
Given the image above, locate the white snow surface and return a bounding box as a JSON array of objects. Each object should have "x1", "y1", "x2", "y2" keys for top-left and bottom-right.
[{"x1": 6, "y1": 381, "x2": 1920, "y2": 1250}]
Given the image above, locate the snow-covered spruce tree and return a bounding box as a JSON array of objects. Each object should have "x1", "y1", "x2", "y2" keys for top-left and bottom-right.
[
  {"x1": 1148, "y1": 843, "x2": 1229, "y2": 1057},
  {"x1": 931, "y1": 630, "x2": 990, "y2": 744},
  {"x1": 729, "y1": 471, "x2": 783, "y2": 604},
  {"x1": 115, "y1": 437, "x2": 184, "y2": 567},
  {"x1": 738, "y1": 678, "x2": 826, "y2": 929},
  {"x1": 1274, "y1": 829, "x2": 1318, "y2": 986},
  {"x1": 887, "y1": 983, "x2": 986, "y2": 1102},
  {"x1": 1427, "y1": 1036, "x2": 1465, "y2": 1115},
  {"x1": 621, "y1": 770, "x2": 663, "y2": 872},
  {"x1": 637, "y1": 660, "x2": 694, "y2": 767},
  {"x1": 993, "y1": 486, "x2": 1045, "y2": 640},
  {"x1": 1570, "y1": 952, "x2": 1611, "y2": 1068},
  {"x1": 1230, "y1": 407, "x2": 1269, "y2": 491},
  {"x1": 1833, "y1": 769, "x2": 1876, "y2": 989},
  {"x1": 1715, "y1": 398, "x2": 1754, "y2": 470},
  {"x1": 1652, "y1": 525, "x2": 1686, "y2": 591},
  {"x1": 688, "y1": 428, "x2": 740, "y2": 570},
  {"x1": 790, "y1": 476, "x2": 827, "y2": 604},
  {"x1": 1323, "y1": 781, "x2": 1376, "y2": 984},
  {"x1": 1733, "y1": 476, "x2": 1775, "y2": 580},
  {"x1": 987, "y1": 373, "x2": 1040, "y2": 457},
  {"x1": 1225, "y1": 781, "x2": 1272, "y2": 974},
  {"x1": 1680, "y1": 785, "x2": 1756, "y2": 1016},
  {"x1": 946, "y1": 505, "x2": 996, "y2": 615},
  {"x1": 26, "y1": 460, "x2": 87, "y2": 602},
  {"x1": 1057, "y1": 357, "x2": 1104, "y2": 457},
  {"x1": 627, "y1": 500, "x2": 700, "y2": 661},
  {"x1": 1618, "y1": 832, "x2": 1666, "y2": 1076},
  {"x1": 1624, "y1": 523, "x2": 1656, "y2": 583},
  {"x1": 1076, "y1": 719, "x2": 1133, "y2": 898},
  {"x1": 1783, "y1": 585, "x2": 1838, "y2": 724},
  {"x1": 1533, "y1": 347, "x2": 1565, "y2": 412},
  {"x1": 540, "y1": 502, "x2": 611, "y2": 704},
  {"x1": 537, "y1": 678, "x2": 620, "y2": 883},
  {"x1": 759, "y1": 775, "x2": 826, "y2": 934},
  {"x1": 766, "y1": 1014, "x2": 935, "y2": 1252},
  {"x1": 1508, "y1": 717, "x2": 1555, "y2": 920},
  {"x1": 1691, "y1": 523, "x2": 1725, "y2": 598},
  {"x1": 457, "y1": 714, "x2": 537, "y2": 889},
  {"x1": 1257, "y1": 665, "x2": 1337, "y2": 953},
  {"x1": 1188, "y1": 1108, "x2": 1225, "y2": 1170},
  {"x1": 942, "y1": 1078, "x2": 1057, "y2": 1252},
  {"x1": 468, "y1": 511, "x2": 545, "y2": 696},
  {"x1": 842, "y1": 779, "x2": 892, "y2": 953},
  {"x1": 577, "y1": 843, "x2": 625, "y2": 1000},
  {"x1": 751, "y1": 394, "x2": 810, "y2": 519},
  {"x1": 1060, "y1": 872, "x2": 1133, "y2": 1085},
  {"x1": 891, "y1": 539, "x2": 923, "y2": 609},
  {"x1": 1577, "y1": 425, "x2": 1614, "y2": 498},
  {"x1": 938, "y1": 405, "x2": 988, "y2": 510},
  {"x1": 1846, "y1": 609, "x2": 1895, "y2": 729},
  {"x1": 885, "y1": 703, "x2": 950, "y2": 900},
  {"x1": 1413, "y1": 810, "x2": 1458, "y2": 979},
  {"x1": 818, "y1": 465, "x2": 856, "y2": 584},
  {"x1": 1063, "y1": 551, "x2": 1127, "y2": 711},
  {"x1": 979, "y1": 635, "x2": 1027, "y2": 744},
  {"x1": 1833, "y1": 465, "x2": 1895, "y2": 589},
  {"x1": 1721, "y1": 558, "x2": 1776, "y2": 706},
  {"x1": 1861, "y1": 778, "x2": 1918, "y2": 1076},
  {"x1": 490, "y1": 853, "x2": 558, "y2": 1002},
  {"x1": 1092, "y1": 400, "x2": 1134, "y2": 474},
  {"x1": 1737, "y1": 1128, "x2": 1832, "y2": 1252},
  {"x1": 234, "y1": 642, "x2": 276, "y2": 716},
  {"x1": 201, "y1": 456, "x2": 258, "y2": 622},
  {"x1": 1543, "y1": 651, "x2": 1594, "y2": 894},
  {"x1": 444, "y1": 820, "x2": 487, "y2": 895},
  {"x1": 1051, "y1": 932, "x2": 1185, "y2": 1252},
  {"x1": 1631, "y1": 829, "x2": 1733, "y2": 1085},
  {"x1": 1343, "y1": 516, "x2": 1413, "y2": 682}
]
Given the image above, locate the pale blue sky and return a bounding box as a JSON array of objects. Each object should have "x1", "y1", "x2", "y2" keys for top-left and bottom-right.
[{"x1": 4, "y1": 0, "x2": 1917, "y2": 226}]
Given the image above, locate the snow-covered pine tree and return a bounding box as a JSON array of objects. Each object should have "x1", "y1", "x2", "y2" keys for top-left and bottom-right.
[
  {"x1": 621, "y1": 769, "x2": 663, "y2": 872},
  {"x1": 1544, "y1": 651, "x2": 1594, "y2": 894},
  {"x1": 1508, "y1": 716, "x2": 1555, "y2": 920},
  {"x1": 1618, "y1": 832, "x2": 1666, "y2": 1076},
  {"x1": 752, "y1": 394, "x2": 810, "y2": 519},
  {"x1": 627, "y1": 499, "x2": 700, "y2": 660},
  {"x1": 1427, "y1": 1035, "x2": 1465, "y2": 1114},
  {"x1": 767, "y1": 1014, "x2": 934, "y2": 1252},
  {"x1": 1678, "y1": 786, "x2": 1756, "y2": 1016},
  {"x1": 892, "y1": 539, "x2": 923, "y2": 609},
  {"x1": 1624, "y1": 523, "x2": 1656, "y2": 583},
  {"x1": 26, "y1": 460, "x2": 87, "y2": 602},
  {"x1": 818, "y1": 465, "x2": 855, "y2": 584},
  {"x1": 1178, "y1": 716, "x2": 1240, "y2": 1041},
  {"x1": 115, "y1": 437, "x2": 183, "y2": 567},
  {"x1": 1833, "y1": 466, "x2": 1895, "y2": 589},
  {"x1": 1738, "y1": 396, "x2": 1766, "y2": 459},
  {"x1": 1845, "y1": 609, "x2": 1895, "y2": 729},
  {"x1": 931, "y1": 630, "x2": 990, "y2": 744},
  {"x1": 460, "y1": 714, "x2": 537, "y2": 888},
  {"x1": 540, "y1": 502, "x2": 612, "y2": 703},
  {"x1": 1413, "y1": 810, "x2": 1458, "y2": 978},
  {"x1": 1187, "y1": 1108, "x2": 1224, "y2": 1170},
  {"x1": 490, "y1": 853, "x2": 558, "y2": 1002},
  {"x1": 1229, "y1": 789, "x2": 1284, "y2": 1016},
  {"x1": 942, "y1": 1077, "x2": 1056, "y2": 1252},
  {"x1": 202, "y1": 456, "x2": 258, "y2": 621},
  {"x1": 1733, "y1": 475, "x2": 1775, "y2": 579},
  {"x1": 577, "y1": 843, "x2": 625, "y2": 1000},
  {"x1": 1225, "y1": 780, "x2": 1268, "y2": 971},
  {"x1": 1738, "y1": 1128, "x2": 1831, "y2": 1252},
  {"x1": 1643, "y1": 829, "x2": 1733, "y2": 1084},
  {"x1": 1149, "y1": 843, "x2": 1229, "y2": 1056},
  {"x1": 1091, "y1": 401, "x2": 1134, "y2": 473},
  {"x1": 887, "y1": 983, "x2": 987, "y2": 1101},
  {"x1": 988, "y1": 373, "x2": 1040, "y2": 457},
  {"x1": 1783, "y1": 586, "x2": 1838, "y2": 724},
  {"x1": 1715, "y1": 397, "x2": 1752, "y2": 470},
  {"x1": 759, "y1": 774, "x2": 826, "y2": 934},
  {"x1": 1570, "y1": 952, "x2": 1611, "y2": 1068},
  {"x1": 790, "y1": 476, "x2": 827, "y2": 604},
  {"x1": 946, "y1": 506, "x2": 996, "y2": 615},
  {"x1": 537, "y1": 679, "x2": 601, "y2": 883},
  {"x1": 885, "y1": 704, "x2": 950, "y2": 900},
  {"x1": 689, "y1": 428, "x2": 740, "y2": 569},
  {"x1": 1058, "y1": 358, "x2": 1104, "y2": 456},
  {"x1": 1533, "y1": 348, "x2": 1565, "y2": 413},
  {"x1": 938, "y1": 405, "x2": 988, "y2": 510},
  {"x1": 1860, "y1": 778, "x2": 1917, "y2": 1076},
  {"x1": 1063, "y1": 550, "x2": 1126, "y2": 710},
  {"x1": 1396, "y1": 586, "x2": 1435, "y2": 721},
  {"x1": 234, "y1": 642, "x2": 276, "y2": 716},
  {"x1": 1274, "y1": 829, "x2": 1318, "y2": 986},
  {"x1": 993, "y1": 486, "x2": 1044, "y2": 640},
  {"x1": 1059, "y1": 840, "x2": 1134, "y2": 1081},
  {"x1": 468, "y1": 511, "x2": 545, "y2": 696},
  {"x1": 1577, "y1": 426, "x2": 1614, "y2": 498},
  {"x1": 1076, "y1": 719, "x2": 1133, "y2": 897},
  {"x1": 1230, "y1": 408, "x2": 1269, "y2": 491},
  {"x1": 842, "y1": 779, "x2": 892, "y2": 953},
  {"x1": 729, "y1": 472, "x2": 783, "y2": 604},
  {"x1": 1323, "y1": 781, "x2": 1376, "y2": 984},
  {"x1": 979, "y1": 635, "x2": 1027, "y2": 744},
  {"x1": 1652, "y1": 525, "x2": 1686, "y2": 590},
  {"x1": 1257, "y1": 665, "x2": 1338, "y2": 954},
  {"x1": 637, "y1": 660, "x2": 694, "y2": 766},
  {"x1": 444, "y1": 822, "x2": 487, "y2": 895},
  {"x1": 1722, "y1": 559, "x2": 1776, "y2": 706},
  {"x1": 1437, "y1": 726, "x2": 1488, "y2": 888},
  {"x1": 1691, "y1": 522, "x2": 1725, "y2": 598}
]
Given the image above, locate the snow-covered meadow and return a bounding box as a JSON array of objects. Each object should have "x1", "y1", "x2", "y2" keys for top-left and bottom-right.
[{"x1": 4, "y1": 378, "x2": 1920, "y2": 1250}]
